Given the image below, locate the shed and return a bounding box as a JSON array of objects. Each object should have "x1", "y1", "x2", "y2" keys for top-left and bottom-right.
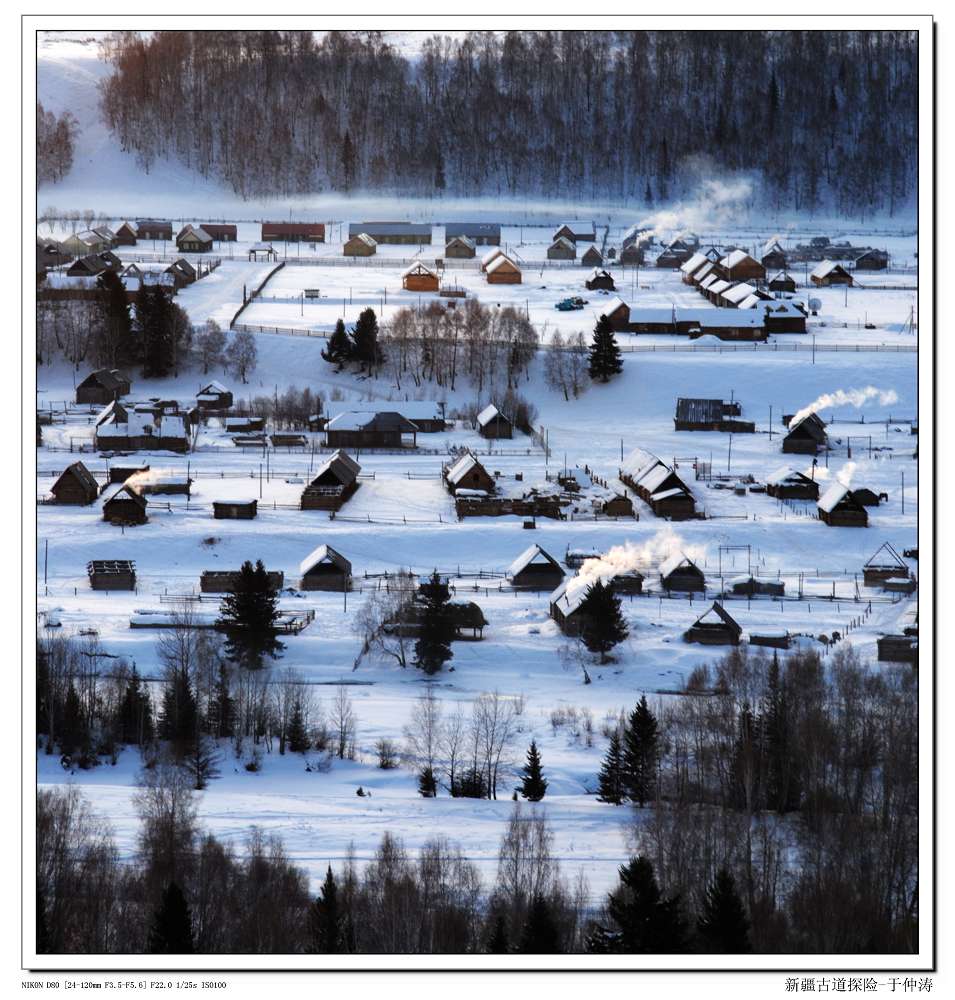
[
  {"x1": 877, "y1": 635, "x2": 917, "y2": 665},
  {"x1": 728, "y1": 576, "x2": 785, "y2": 598},
  {"x1": 136, "y1": 219, "x2": 173, "y2": 241},
  {"x1": 854, "y1": 249, "x2": 889, "y2": 271},
  {"x1": 102, "y1": 484, "x2": 148, "y2": 525},
  {"x1": 476, "y1": 404, "x2": 513, "y2": 439},
  {"x1": 262, "y1": 222, "x2": 325, "y2": 243},
  {"x1": 200, "y1": 568, "x2": 283, "y2": 592},
  {"x1": 580, "y1": 246, "x2": 603, "y2": 267},
  {"x1": 817, "y1": 483, "x2": 868, "y2": 527},
  {"x1": 444, "y1": 223, "x2": 500, "y2": 246},
  {"x1": 300, "y1": 450, "x2": 361, "y2": 509},
  {"x1": 656, "y1": 245, "x2": 694, "y2": 268},
  {"x1": 783, "y1": 413, "x2": 828, "y2": 454},
  {"x1": 114, "y1": 221, "x2": 138, "y2": 245},
  {"x1": 765, "y1": 466, "x2": 819, "y2": 501},
  {"x1": 197, "y1": 380, "x2": 233, "y2": 410},
  {"x1": 761, "y1": 300, "x2": 807, "y2": 334},
  {"x1": 299, "y1": 544, "x2": 352, "y2": 591},
  {"x1": 485, "y1": 255, "x2": 522, "y2": 284},
  {"x1": 585, "y1": 268, "x2": 615, "y2": 291},
  {"x1": 547, "y1": 236, "x2": 577, "y2": 261},
  {"x1": 76, "y1": 369, "x2": 131, "y2": 405},
  {"x1": 508, "y1": 544, "x2": 565, "y2": 591},
  {"x1": 176, "y1": 225, "x2": 213, "y2": 253},
  {"x1": 619, "y1": 244, "x2": 645, "y2": 266},
  {"x1": 660, "y1": 553, "x2": 705, "y2": 593},
  {"x1": 601, "y1": 494, "x2": 634, "y2": 517},
  {"x1": 810, "y1": 261, "x2": 853, "y2": 287},
  {"x1": 599, "y1": 296, "x2": 630, "y2": 331},
  {"x1": 445, "y1": 235, "x2": 477, "y2": 259},
  {"x1": 325, "y1": 411, "x2": 419, "y2": 449},
  {"x1": 402, "y1": 261, "x2": 440, "y2": 292},
  {"x1": 444, "y1": 452, "x2": 494, "y2": 494},
  {"x1": 749, "y1": 631, "x2": 791, "y2": 650},
  {"x1": 768, "y1": 271, "x2": 797, "y2": 293},
  {"x1": 87, "y1": 559, "x2": 136, "y2": 591},
  {"x1": 548, "y1": 577, "x2": 595, "y2": 636},
  {"x1": 49, "y1": 462, "x2": 99, "y2": 505},
  {"x1": 213, "y1": 499, "x2": 258, "y2": 520},
  {"x1": 862, "y1": 542, "x2": 910, "y2": 586},
  {"x1": 760, "y1": 240, "x2": 787, "y2": 270},
  {"x1": 554, "y1": 221, "x2": 596, "y2": 243},
  {"x1": 343, "y1": 233, "x2": 377, "y2": 257},
  {"x1": 684, "y1": 602, "x2": 742, "y2": 645}
]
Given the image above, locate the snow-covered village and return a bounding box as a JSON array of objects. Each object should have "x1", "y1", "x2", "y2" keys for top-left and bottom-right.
[{"x1": 29, "y1": 24, "x2": 930, "y2": 971}]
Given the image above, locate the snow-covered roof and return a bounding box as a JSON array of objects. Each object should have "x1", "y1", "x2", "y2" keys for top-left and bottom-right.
[
  {"x1": 481, "y1": 246, "x2": 505, "y2": 266},
  {"x1": 659, "y1": 552, "x2": 699, "y2": 579},
  {"x1": 588, "y1": 267, "x2": 612, "y2": 281},
  {"x1": 199, "y1": 380, "x2": 229, "y2": 395},
  {"x1": 769, "y1": 270, "x2": 794, "y2": 283},
  {"x1": 349, "y1": 233, "x2": 377, "y2": 247},
  {"x1": 599, "y1": 296, "x2": 628, "y2": 316},
  {"x1": 692, "y1": 261, "x2": 714, "y2": 282},
  {"x1": 639, "y1": 463, "x2": 675, "y2": 494},
  {"x1": 680, "y1": 251, "x2": 708, "y2": 275},
  {"x1": 445, "y1": 234, "x2": 476, "y2": 249},
  {"x1": 709, "y1": 279, "x2": 732, "y2": 296},
  {"x1": 446, "y1": 451, "x2": 484, "y2": 485},
  {"x1": 739, "y1": 294, "x2": 763, "y2": 310},
  {"x1": 720, "y1": 249, "x2": 757, "y2": 269},
  {"x1": 761, "y1": 238, "x2": 785, "y2": 257},
  {"x1": 508, "y1": 544, "x2": 560, "y2": 578},
  {"x1": 811, "y1": 259, "x2": 845, "y2": 279},
  {"x1": 486, "y1": 254, "x2": 518, "y2": 274},
  {"x1": 817, "y1": 483, "x2": 850, "y2": 514},
  {"x1": 766, "y1": 465, "x2": 813, "y2": 486},
  {"x1": 621, "y1": 447, "x2": 662, "y2": 481},
  {"x1": 299, "y1": 543, "x2": 350, "y2": 576},
  {"x1": 477, "y1": 404, "x2": 503, "y2": 427},
  {"x1": 651, "y1": 486, "x2": 687, "y2": 502},
  {"x1": 401, "y1": 260, "x2": 438, "y2": 279},
  {"x1": 722, "y1": 282, "x2": 757, "y2": 305},
  {"x1": 549, "y1": 235, "x2": 576, "y2": 251}
]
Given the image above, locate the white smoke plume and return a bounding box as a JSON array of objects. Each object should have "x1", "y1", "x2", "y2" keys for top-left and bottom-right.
[
  {"x1": 636, "y1": 176, "x2": 755, "y2": 244},
  {"x1": 791, "y1": 386, "x2": 899, "y2": 428},
  {"x1": 837, "y1": 462, "x2": 857, "y2": 487}
]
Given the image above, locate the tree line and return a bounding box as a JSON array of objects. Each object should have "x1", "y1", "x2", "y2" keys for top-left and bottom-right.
[
  {"x1": 97, "y1": 30, "x2": 916, "y2": 214},
  {"x1": 36, "y1": 102, "x2": 77, "y2": 187}
]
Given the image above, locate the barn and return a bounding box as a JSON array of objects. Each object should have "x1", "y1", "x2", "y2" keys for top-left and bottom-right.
[
  {"x1": 811, "y1": 261, "x2": 853, "y2": 287},
  {"x1": 554, "y1": 221, "x2": 596, "y2": 243},
  {"x1": 674, "y1": 398, "x2": 755, "y2": 433},
  {"x1": 325, "y1": 411, "x2": 419, "y2": 449},
  {"x1": 300, "y1": 451, "x2": 361, "y2": 510},
  {"x1": 196, "y1": 381, "x2": 233, "y2": 410},
  {"x1": 445, "y1": 236, "x2": 477, "y2": 259},
  {"x1": 684, "y1": 602, "x2": 742, "y2": 645},
  {"x1": 581, "y1": 246, "x2": 604, "y2": 267},
  {"x1": 768, "y1": 271, "x2": 797, "y2": 293},
  {"x1": 87, "y1": 559, "x2": 136, "y2": 591},
  {"x1": 350, "y1": 222, "x2": 432, "y2": 245},
  {"x1": 444, "y1": 223, "x2": 500, "y2": 246},
  {"x1": 765, "y1": 466, "x2": 820, "y2": 500},
  {"x1": 136, "y1": 219, "x2": 173, "y2": 241},
  {"x1": 49, "y1": 462, "x2": 100, "y2": 505},
  {"x1": 854, "y1": 249, "x2": 889, "y2": 270},
  {"x1": 486, "y1": 255, "x2": 522, "y2": 284},
  {"x1": 299, "y1": 544, "x2": 352, "y2": 592},
  {"x1": 508, "y1": 544, "x2": 565, "y2": 591},
  {"x1": 783, "y1": 413, "x2": 828, "y2": 454},
  {"x1": 402, "y1": 261, "x2": 440, "y2": 292},
  {"x1": 212, "y1": 499, "x2": 258, "y2": 520},
  {"x1": 817, "y1": 484, "x2": 869, "y2": 527},
  {"x1": 718, "y1": 250, "x2": 766, "y2": 283},
  {"x1": 599, "y1": 296, "x2": 631, "y2": 331},
  {"x1": 176, "y1": 225, "x2": 213, "y2": 253},
  {"x1": 660, "y1": 553, "x2": 705, "y2": 593},
  {"x1": 585, "y1": 268, "x2": 615, "y2": 291},
  {"x1": 102, "y1": 484, "x2": 148, "y2": 525},
  {"x1": 76, "y1": 369, "x2": 131, "y2": 405},
  {"x1": 114, "y1": 221, "x2": 138, "y2": 245},
  {"x1": 477, "y1": 404, "x2": 513, "y2": 439},
  {"x1": 547, "y1": 236, "x2": 577, "y2": 261},
  {"x1": 444, "y1": 451, "x2": 495, "y2": 495},
  {"x1": 343, "y1": 233, "x2": 377, "y2": 257},
  {"x1": 202, "y1": 224, "x2": 238, "y2": 242},
  {"x1": 262, "y1": 222, "x2": 325, "y2": 243}
]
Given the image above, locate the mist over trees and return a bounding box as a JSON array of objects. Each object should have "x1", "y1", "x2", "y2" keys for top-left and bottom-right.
[{"x1": 97, "y1": 29, "x2": 916, "y2": 214}]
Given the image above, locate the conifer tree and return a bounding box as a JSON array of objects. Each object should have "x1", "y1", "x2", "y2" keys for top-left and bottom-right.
[
  {"x1": 95, "y1": 268, "x2": 135, "y2": 369},
  {"x1": 288, "y1": 698, "x2": 310, "y2": 753},
  {"x1": 763, "y1": 652, "x2": 800, "y2": 812},
  {"x1": 218, "y1": 560, "x2": 285, "y2": 670},
  {"x1": 486, "y1": 912, "x2": 509, "y2": 954},
  {"x1": 309, "y1": 866, "x2": 343, "y2": 953},
  {"x1": 519, "y1": 740, "x2": 548, "y2": 802},
  {"x1": 59, "y1": 682, "x2": 86, "y2": 757},
  {"x1": 597, "y1": 729, "x2": 625, "y2": 804},
  {"x1": 414, "y1": 572, "x2": 455, "y2": 675},
  {"x1": 139, "y1": 284, "x2": 176, "y2": 378},
  {"x1": 160, "y1": 668, "x2": 198, "y2": 760},
  {"x1": 517, "y1": 894, "x2": 562, "y2": 953},
  {"x1": 417, "y1": 766, "x2": 438, "y2": 797},
  {"x1": 579, "y1": 580, "x2": 629, "y2": 663},
  {"x1": 118, "y1": 667, "x2": 154, "y2": 745},
  {"x1": 729, "y1": 701, "x2": 764, "y2": 812},
  {"x1": 184, "y1": 734, "x2": 222, "y2": 791},
  {"x1": 148, "y1": 881, "x2": 194, "y2": 954},
  {"x1": 595, "y1": 856, "x2": 687, "y2": 953},
  {"x1": 350, "y1": 307, "x2": 383, "y2": 373},
  {"x1": 321, "y1": 318, "x2": 352, "y2": 368},
  {"x1": 696, "y1": 867, "x2": 751, "y2": 953},
  {"x1": 341, "y1": 130, "x2": 356, "y2": 190},
  {"x1": 622, "y1": 696, "x2": 659, "y2": 807},
  {"x1": 208, "y1": 663, "x2": 234, "y2": 739},
  {"x1": 588, "y1": 314, "x2": 623, "y2": 383}
]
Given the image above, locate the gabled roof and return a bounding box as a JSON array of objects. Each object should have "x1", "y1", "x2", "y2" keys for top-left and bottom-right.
[
  {"x1": 309, "y1": 450, "x2": 360, "y2": 486},
  {"x1": 864, "y1": 542, "x2": 908, "y2": 571},
  {"x1": 300, "y1": 544, "x2": 351, "y2": 576},
  {"x1": 787, "y1": 412, "x2": 828, "y2": 440},
  {"x1": 477, "y1": 404, "x2": 509, "y2": 427},
  {"x1": 720, "y1": 249, "x2": 759, "y2": 270},
  {"x1": 761, "y1": 238, "x2": 785, "y2": 257},
  {"x1": 722, "y1": 282, "x2": 758, "y2": 305},
  {"x1": 811, "y1": 259, "x2": 850, "y2": 279},
  {"x1": 769, "y1": 270, "x2": 795, "y2": 284},
  {"x1": 817, "y1": 482, "x2": 862, "y2": 514},
  {"x1": 599, "y1": 295, "x2": 628, "y2": 317},
  {"x1": 675, "y1": 398, "x2": 728, "y2": 424},
  {"x1": 621, "y1": 447, "x2": 663, "y2": 481},
  {"x1": 326, "y1": 410, "x2": 418, "y2": 433},
  {"x1": 80, "y1": 369, "x2": 129, "y2": 392},
  {"x1": 53, "y1": 461, "x2": 99, "y2": 496},
  {"x1": 104, "y1": 483, "x2": 147, "y2": 509},
  {"x1": 691, "y1": 602, "x2": 742, "y2": 634},
  {"x1": 486, "y1": 254, "x2": 519, "y2": 274},
  {"x1": 347, "y1": 232, "x2": 378, "y2": 248},
  {"x1": 508, "y1": 544, "x2": 562, "y2": 578},
  {"x1": 692, "y1": 261, "x2": 715, "y2": 282},
  {"x1": 178, "y1": 224, "x2": 212, "y2": 243},
  {"x1": 481, "y1": 246, "x2": 505, "y2": 266},
  {"x1": 199, "y1": 380, "x2": 230, "y2": 395},
  {"x1": 445, "y1": 234, "x2": 477, "y2": 250},
  {"x1": 445, "y1": 450, "x2": 487, "y2": 486},
  {"x1": 765, "y1": 465, "x2": 815, "y2": 486},
  {"x1": 401, "y1": 261, "x2": 438, "y2": 279},
  {"x1": 549, "y1": 235, "x2": 576, "y2": 251},
  {"x1": 660, "y1": 552, "x2": 701, "y2": 579},
  {"x1": 680, "y1": 251, "x2": 708, "y2": 275},
  {"x1": 588, "y1": 267, "x2": 613, "y2": 281}
]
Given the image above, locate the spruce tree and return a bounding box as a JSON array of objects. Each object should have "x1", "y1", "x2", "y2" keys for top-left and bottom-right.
[
  {"x1": 148, "y1": 881, "x2": 194, "y2": 954},
  {"x1": 288, "y1": 698, "x2": 310, "y2": 753},
  {"x1": 208, "y1": 663, "x2": 235, "y2": 739},
  {"x1": 59, "y1": 682, "x2": 86, "y2": 757},
  {"x1": 118, "y1": 667, "x2": 154, "y2": 745},
  {"x1": 218, "y1": 560, "x2": 285, "y2": 670},
  {"x1": 579, "y1": 580, "x2": 629, "y2": 663},
  {"x1": 321, "y1": 318, "x2": 352, "y2": 368},
  {"x1": 600, "y1": 856, "x2": 687, "y2": 953},
  {"x1": 597, "y1": 730, "x2": 625, "y2": 804},
  {"x1": 309, "y1": 866, "x2": 343, "y2": 953},
  {"x1": 588, "y1": 314, "x2": 623, "y2": 382},
  {"x1": 519, "y1": 740, "x2": 548, "y2": 801},
  {"x1": 486, "y1": 912, "x2": 509, "y2": 954},
  {"x1": 350, "y1": 307, "x2": 383, "y2": 373},
  {"x1": 417, "y1": 766, "x2": 438, "y2": 797},
  {"x1": 96, "y1": 268, "x2": 135, "y2": 368},
  {"x1": 622, "y1": 696, "x2": 659, "y2": 807},
  {"x1": 763, "y1": 652, "x2": 800, "y2": 813},
  {"x1": 696, "y1": 867, "x2": 751, "y2": 953},
  {"x1": 414, "y1": 572, "x2": 455, "y2": 675},
  {"x1": 184, "y1": 734, "x2": 221, "y2": 791},
  {"x1": 160, "y1": 668, "x2": 198, "y2": 760},
  {"x1": 139, "y1": 284, "x2": 175, "y2": 378},
  {"x1": 729, "y1": 701, "x2": 764, "y2": 812},
  {"x1": 517, "y1": 894, "x2": 562, "y2": 953}
]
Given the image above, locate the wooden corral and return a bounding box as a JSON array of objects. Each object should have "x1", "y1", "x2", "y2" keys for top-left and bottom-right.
[
  {"x1": 102, "y1": 485, "x2": 148, "y2": 525},
  {"x1": 269, "y1": 433, "x2": 308, "y2": 448},
  {"x1": 684, "y1": 602, "x2": 742, "y2": 645},
  {"x1": 76, "y1": 369, "x2": 131, "y2": 405},
  {"x1": 402, "y1": 261, "x2": 440, "y2": 292},
  {"x1": 477, "y1": 404, "x2": 513, "y2": 439},
  {"x1": 659, "y1": 553, "x2": 705, "y2": 593},
  {"x1": 49, "y1": 462, "x2": 100, "y2": 505},
  {"x1": 87, "y1": 559, "x2": 135, "y2": 591},
  {"x1": 455, "y1": 494, "x2": 562, "y2": 520},
  {"x1": 213, "y1": 499, "x2": 258, "y2": 520},
  {"x1": 300, "y1": 451, "x2": 361, "y2": 510},
  {"x1": 299, "y1": 544, "x2": 352, "y2": 591},
  {"x1": 508, "y1": 544, "x2": 565, "y2": 591},
  {"x1": 444, "y1": 452, "x2": 495, "y2": 495},
  {"x1": 818, "y1": 484, "x2": 869, "y2": 527},
  {"x1": 200, "y1": 569, "x2": 283, "y2": 592}
]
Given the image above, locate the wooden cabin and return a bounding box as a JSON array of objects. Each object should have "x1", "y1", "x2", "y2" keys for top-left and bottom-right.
[
  {"x1": 109, "y1": 462, "x2": 149, "y2": 484},
  {"x1": 200, "y1": 568, "x2": 283, "y2": 592},
  {"x1": 508, "y1": 544, "x2": 565, "y2": 591},
  {"x1": 581, "y1": 246, "x2": 603, "y2": 267},
  {"x1": 444, "y1": 235, "x2": 477, "y2": 259},
  {"x1": 548, "y1": 578, "x2": 594, "y2": 636},
  {"x1": 619, "y1": 448, "x2": 697, "y2": 520},
  {"x1": 674, "y1": 398, "x2": 754, "y2": 433},
  {"x1": 684, "y1": 603, "x2": 742, "y2": 645},
  {"x1": 87, "y1": 559, "x2": 135, "y2": 591},
  {"x1": 761, "y1": 301, "x2": 807, "y2": 334},
  {"x1": 394, "y1": 402, "x2": 446, "y2": 433},
  {"x1": 485, "y1": 255, "x2": 521, "y2": 284},
  {"x1": 765, "y1": 467, "x2": 820, "y2": 501},
  {"x1": 656, "y1": 245, "x2": 693, "y2": 268},
  {"x1": 102, "y1": 484, "x2": 148, "y2": 525},
  {"x1": 343, "y1": 233, "x2": 377, "y2": 257},
  {"x1": 854, "y1": 249, "x2": 889, "y2": 271},
  {"x1": 851, "y1": 488, "x2": 882, "y2": 507},
  {"x1": 547, "y1": 236, "x2": 577, "y2": 261},
  {"x1": 555, "y1": 222, "x2": 596, "y2": 243},
  {"x1": 728, "y1": 576, "x2": 785, "y2": 598},
  {"x1": 749, "y1": 631, "x2": 791, "y2": 650},
  {"x1": 444, "y1": 451, "x2": 495, "y2": 495},
  {"x1": 585, "y1": 268, "x2": 615, "y2": 291},
  {"x1": 783, "y1": 413, "x2": 828, "y2": 454},
  {"x1": 760, "y1": 240, "x2": 787, "y2": 271},
  {"x1": 476, "y1": 404, "x2": 513, "y2": 439},
  {"x1": 817, "y1": 484, "x2": 868, "y2": 527},
  {"x1": 619, "y1": 244, "x2": 645, "y2": 266},
  {"x1": 300, "y1": 450, "x2": 361, "y2": 510},
  {"x1": 202, "y1": 223, "x2": 238, "y2": 242},
  {"x1": 601, "y1": 494, "x2": 634, "y2": 517},
  {"x1": 76, "y1": 369, "x2": 131, "y2": 405},
  {"x1": 49, "y1": 462, "x2": 99, "y2": 505},
  {"x1": 659, "y1": 553, "x2": 706, "y2": 593},
  {"x1": 877, "y1": 635, "x2": 917, "y2": 664},
  {"x1": 114, "y1": 221, "x2": 138, "y2": 246},
  {"x1": 811, "y1": 261, "x2": 853, "y2": 287},
  {"x1": 599, "y1": 296, "x2": 631, "y2": 331},
  {"x1": 863, "y1": 542, "x2": 910, "y2": 586},
  {"x1": 176, "y1": 225, "x2": 213, "y2": 253},
  {"x1": 299, "y1": 544, "x2": 352, "y2": 591},
  {"x1": 325, "y1": 411, "x2": 419, "y2": 449},
  {"x1": 95, "y1": 411, "x2": 189, "y2": 454},
  {"x1": 262, "y1": 222, "x2": 325, "y2": 243},
  {"x1": 66, "y1": 254, "x2": 108, "y2": 278},
  {"x1": 768, "y1": 271, "x2": 797, "y2": 293},
  {"x1": 224, "y1": 416, "x2": 265, "y2": 433},
  {"x1": 718, "y1": 250, "x2": 765, "y2": 283},
  {"x1": 165, "y1": 258, "x2": 197, "y2": 288},
  {"x1": 136, "y1": 219, "x2": 173, "y2": 241},
  {"x1": 61, "y1": 230, "x2": 109, "y2": 256},
  {"x1": 213, "y1": 499, "x2": 258, "y2": 520},
  {"x1": 197, "y1": 381, "x2": 233, "y2": 410},
  {"x1": 481, "y1": 247, "x2": 505, "y2": 272},
  {"x1": 350, "y1": 222, "x2": 432, "y2": 245},
  {"x1": 444, "y1": 222, "x2": 501, "y2": 246},
  {"x1": 402, "y1": 261, "x2": 440, "y2": 292}
]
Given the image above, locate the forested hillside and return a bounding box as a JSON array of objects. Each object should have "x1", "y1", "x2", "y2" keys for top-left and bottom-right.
[{"x1": 95, "y1": 29, "x2": 917, "y2": 214}]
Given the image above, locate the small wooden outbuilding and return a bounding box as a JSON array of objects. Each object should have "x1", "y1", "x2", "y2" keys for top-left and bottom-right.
[
  {"x1": 508, "y1": 544, "x2": 565, "y2": 591},
  {"x1": 581, "y1": 246, "x2": 603, "y2": 267},
  {"x1": 877, "y1": 635, "x2": 917, "y2": 664},
  {"x1": 445, "y1": 236, "x2": 477, "y2": 259},
  {"x1": 585, "y1": 268, "x2": 616, "y2": 291},
  {"x1": 765, "y1": 466, "x2": 820, "y2": 501},
  {"x1": 810, "y1": 261, "x2": 853, "y2": 287},
  {"x1": 325, "y1": 411, "x2": 419, "y2": 449},
  {"x1": 554, "y1": 222, "x2": 596, "y2": 243},
  {"x1": 300, "y1": 450, "x2": 361, "y2": 510},
  {"x1": 485, "y1": 255, "x2": 522, "y2": 284},
  {"x1": 114, "y1": 221, "x2": 139, "y2": 245},
  {"x1": 87, "y1": 559, "x2": 136, "y2": 590},
  {"x1": 782, "y1": 413, "x2": 828, "y2": 454},
  {"x1": 49, "y1": 462, "x2": 100, "y2": 505},
  {"x1": 402, "y1": 261, "x2": 440, "y2": 292},
  {"x1": 599, "y1": 296, "x2": 631, "y2": 331},
  {"x1": 547, "y1": 236, "x2": 577, "y2": 261},
  {"x1": 476, "y1": 404, "x2": 513, "y2": 439},
  {"x1": 176, "y1": 225, "x2": 213, "y2": 253},
  {"x1": 343, "y1": 233, "x2": 377, "y2": 257},
  {"x1": 444, "y1": 451, "x2": 495, "y2": 495},
  {"x1": 200, "y1": 568, "x2": 283, "y2": 592},
  {"x1": 854, "y1": 249, "x2": 889, "y2": 271},
  {"x1": 768, "y1": 271, "x2": 797, "y2": 293},
  {"x1": 76, "y1": 369, "x2": 131, "y2": 405},
  {"x1": 299, "y1": 544, "x2": 352, "y2": 591},
  {"x1": 102, "y1": 484, "x2": 148, "y2": 525},
  {"x1": 619, "y1": 244, "x2": 645, "y2": 266},
  {"x1": 202, "y1": 223, "x2": 238, "y2": 242},
  {"x1": 684, "y1": 602, "x2": 742, "y2": 645},
  {"x1": 212, "y1": 499, "x2": 258, "y2": 520},
  {"x1": 660, "y1": 553, "x2": 705, "y2": 593},
  {"x1": 817, "y1": 484, "x2": 868, "y2": 527},
  {"x1": 718, "y1": 250, "x2": 766, "y2": 283},
  {"x1": 197, "y1": 380, "x2": 233, "y2": 410}
]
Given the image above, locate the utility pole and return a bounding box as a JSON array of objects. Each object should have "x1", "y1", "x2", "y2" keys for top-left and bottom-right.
[
  {"x1": 901, "y1": 471, "x2": 905, "y2": 514},
  {"x1": 768, "y1": 404, "x2": 773, "y2": 440}
]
